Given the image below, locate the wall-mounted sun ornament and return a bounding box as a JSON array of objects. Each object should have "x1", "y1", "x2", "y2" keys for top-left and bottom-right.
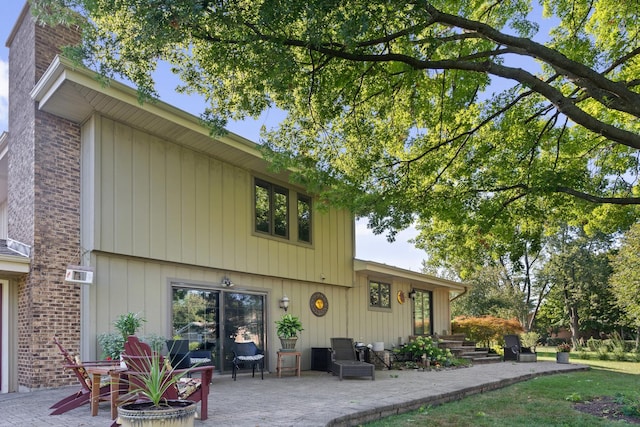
[{"x1": 310, "y1": 292, "x2": 329, "y2": 317}]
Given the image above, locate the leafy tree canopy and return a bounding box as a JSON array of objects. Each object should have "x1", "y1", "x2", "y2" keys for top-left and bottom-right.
[
  {"x1": 34, "y1": 0, "x2": 640, "y2": 240},
  {"x1": 609, "y1": 222, "x2": 640, "y2": 329}
]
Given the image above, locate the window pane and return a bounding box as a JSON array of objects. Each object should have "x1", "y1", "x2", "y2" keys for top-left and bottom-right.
[
  {"x1": 369, "y1": 282, "x2": 379, "y2": 306},
  {"x1": 297, "y1": 195, "x2": 311, "y2": 243},
  {"x1": 255, "y1": 182, "x2": 270, "y2": 233},
  {"x1": 223, "y1": 292, "x2": 265, "y2": 372},
  {"x1": 273, "y1": 187, "x2": 288, "y2": 237},
  {"x1": 172, "y1": 288, "x2": 219, "y2": 367},
  {"x1": 413, "y1": 290, "x2": 432, "y2": 335},
  {"x1": 369, "y1": 281, "x2": 390, "y2": 308},
  {"x1": 380, "y1": 283, "x2": 391, "y2": 308}
]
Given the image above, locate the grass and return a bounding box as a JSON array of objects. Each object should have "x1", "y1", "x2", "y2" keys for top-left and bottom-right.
[{"x1": 364, "y1": 350, "x2": 640, "y2": 427}]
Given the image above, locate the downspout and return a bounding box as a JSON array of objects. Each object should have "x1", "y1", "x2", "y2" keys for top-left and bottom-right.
[{"x1": 449, "y1": 286, "x2": 468, "y2": 302}]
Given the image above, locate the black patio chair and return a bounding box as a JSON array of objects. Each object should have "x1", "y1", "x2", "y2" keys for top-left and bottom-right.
[
  {"x1": 330, "y1": 337, "x2": 375, "y2": 380},
  {"x1": 503, "y1": 334, "x2": 535, "y2": 361},
  {"x1": 232, "y1": 341, "x2": 265, "y2": 380}
]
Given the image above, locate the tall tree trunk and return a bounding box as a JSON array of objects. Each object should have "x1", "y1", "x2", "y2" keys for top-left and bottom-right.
[{"x1": 568, "y1": 305, "x2": 580, "y2": 349}]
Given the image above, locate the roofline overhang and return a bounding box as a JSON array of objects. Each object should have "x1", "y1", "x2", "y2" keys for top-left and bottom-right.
[
  {"x1": 0, "y1": 254, "x2": 30, "y2": 276},
  {"x1": 354, "y1": 258, "x2": 466, "y2": 291},
  {"x1": 31, "y1": 55, "x2": 260, "y2": 152},
  {"x1": 28, "y1": 56, "x2": 308, "y2": 195}
]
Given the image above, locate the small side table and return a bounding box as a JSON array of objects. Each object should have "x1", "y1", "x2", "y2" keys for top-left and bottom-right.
[
  {"x1": 276, "y1": 351, "x2": 301, "y2": 378},
  {"x1": 85, "y1": 365, "x2": 127, "y2": 419}
]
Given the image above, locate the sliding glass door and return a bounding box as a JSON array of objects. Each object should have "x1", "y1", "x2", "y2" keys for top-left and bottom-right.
[
  {"x1": 222, "y1": 292, "x2": 265, "y2": 372},
  {"x1": 171, "y1": 284, "x2": 266, "y2": 374}
]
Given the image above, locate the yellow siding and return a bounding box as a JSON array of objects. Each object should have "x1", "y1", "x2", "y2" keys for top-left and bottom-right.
[
  {"x1": 347, "y1": 273, "x2": 454, "y2": 346},
  {"x1": 89, "y1": 254, "x2": 352, "y2": 370},
  {"x1": 88, "y1": 116, "x2": 353, "y2": 286}
]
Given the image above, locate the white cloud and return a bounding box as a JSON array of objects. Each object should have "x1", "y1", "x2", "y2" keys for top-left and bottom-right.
[{"x1": 0, "y1": 59, "x2": 7, "y2": 132}]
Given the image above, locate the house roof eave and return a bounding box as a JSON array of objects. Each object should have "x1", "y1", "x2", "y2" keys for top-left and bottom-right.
[
  {"x1": 353, "y1": 258, "x2": 466, "y2": 291},
  {"x1": 30, "y1": 56, "x2": 290, "y2": 183}
]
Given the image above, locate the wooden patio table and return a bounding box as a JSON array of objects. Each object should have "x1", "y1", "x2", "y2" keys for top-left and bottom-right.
[{"x1": 85, "y1": 364, "x2": 128, "y2": 419}]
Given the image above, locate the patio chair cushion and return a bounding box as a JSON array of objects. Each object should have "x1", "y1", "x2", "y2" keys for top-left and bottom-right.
[
  {"x1": 73, "y1": 355, "x2": 92, "y2": 388},
  {"x1": 177, "y1": 377, "x2": 201, "y2": 400}
]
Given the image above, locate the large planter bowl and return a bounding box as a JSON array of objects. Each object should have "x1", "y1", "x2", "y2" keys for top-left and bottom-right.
[
  {"x1": 556, "y1": 352, "x2": 570, "y2": 364},
  {"x1": 117, "y1": 400, "x2": 197, "y2": 427}
]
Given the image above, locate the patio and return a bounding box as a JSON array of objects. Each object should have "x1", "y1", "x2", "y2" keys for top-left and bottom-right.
[{"x1": 0, "y1": 362, "x2": 587, "y2": 427}]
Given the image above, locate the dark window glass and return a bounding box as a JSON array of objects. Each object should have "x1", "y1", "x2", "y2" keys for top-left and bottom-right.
[
  {"x1": 254, "y1": 178, "x2": 288, "y2": 238},
  {"x1": 273, "y1": 187, "x2": 288, "y2": 237},
  {"x1": 413, "y1": 290, "x2": 432, "y2": 335},
  {"x1": 369, "y1": 281, "x2": 391, "y2": 308},
  {"x1": 297, "y1": 194, "x2": 311, "y2": 243},
  {"x1": 255, "y1": 182, "x2": 270, "y2": 233}
]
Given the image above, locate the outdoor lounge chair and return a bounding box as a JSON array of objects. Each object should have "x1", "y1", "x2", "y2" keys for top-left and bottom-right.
[
  {"x1": 231, "y1": 341, "x2": 265, "y2": 380},
  {"x1": 503, "y1": 334, "x2": 536, "y2": 362},
  {"x1": 50, "y1": 336, "x2": 122, "y2": 415},
  {"x1": 330, "y1": 337, "x2": 375, "y2": 380},
  {"x1": 122, "y1": 336, "x2": 214, "y2": 421}
]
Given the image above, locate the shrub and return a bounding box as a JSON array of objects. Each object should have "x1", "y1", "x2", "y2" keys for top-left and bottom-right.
[
  {"x1": 586, "y1": 337, "x2": 599, "y2": 352},
  {"x1": 452, "y1": 316, "x2": 523, "y2": 347},
  {"x1": 520, "y1": 332, "x2": 540, "y2": 351},
  {"x1": 394, "y1": 336, "x2": 454, "y2": 366}
]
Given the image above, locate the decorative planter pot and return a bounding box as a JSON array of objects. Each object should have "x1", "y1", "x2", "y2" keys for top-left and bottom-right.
[
  {"x1": 117, "y1": 400, "x2": 197, "y2": 427},
  {"x1": 556, "y1": 352, "x2": 570, "y2": 364},
  {"x1": 279, "y1": 337, "x2": 298, "y2": 351}
]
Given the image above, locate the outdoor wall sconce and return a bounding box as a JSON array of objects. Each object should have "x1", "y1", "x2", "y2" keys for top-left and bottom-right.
[
  {"x1": 408, "y1": 289, "x2": 416, "y2": 300},
  {"x1": 279, "y1": 295, "x2": 290, "y2": 312},
  {"x1": 221, "y1": 276, "x2": 234, "y2": 287}
]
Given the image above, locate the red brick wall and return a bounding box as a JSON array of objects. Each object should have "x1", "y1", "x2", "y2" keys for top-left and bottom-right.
[{"x1": 8, "y1": 8, "x2": 83, "y2": 389}]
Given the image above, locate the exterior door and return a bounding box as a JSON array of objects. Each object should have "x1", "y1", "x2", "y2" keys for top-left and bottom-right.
[
  {"x1": 222, "y1": 292, "x2": 265, "y2": 373},
  {"x1": 413, "y1": 289, "x2": 433, "y2": 336},
  {"x1": 171, "y1": 284, "x2": 266, "y2": 374}
]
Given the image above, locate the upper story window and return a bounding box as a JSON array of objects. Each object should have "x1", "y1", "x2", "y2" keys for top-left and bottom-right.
[
  {"x1": 369, "y1": 280, "x2": 391, "y2": 309},
  {"x1": 297, "y1": 194, "x2": 312, "y2": 243},
  {"x1": 255, "y1": 178, "x2": 289, "y2": 238}
]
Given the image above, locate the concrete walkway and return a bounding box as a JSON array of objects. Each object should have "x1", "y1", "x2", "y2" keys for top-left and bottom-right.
[{"x1": 0, "y1": 361, "x2": 588, "y2": 426}]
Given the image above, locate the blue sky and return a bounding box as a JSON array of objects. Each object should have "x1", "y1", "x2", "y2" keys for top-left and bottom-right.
[{"x1": 0, "y1": 1, "x2": 427, "y2": 271}]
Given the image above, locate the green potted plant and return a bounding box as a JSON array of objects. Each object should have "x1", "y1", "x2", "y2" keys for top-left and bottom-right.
[
  {"x1": 117, "y1": 350, "x2": 197, "y2": 427},
  {"x1": 556, "y1": 342, "x2": 571, "y2": 364},
  {"x1": 98, "y1": 312, "x2": 146, "y2": 360},
  {"x1": 275, "y1": 313, "x2": 303, "y2": 351}
]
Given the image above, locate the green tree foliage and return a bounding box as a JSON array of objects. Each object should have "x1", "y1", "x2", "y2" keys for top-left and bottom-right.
[
  {"x1": 32, "y1": 0, "x2": 639, "y2": 243},
  {"x1": 451, "y1": 265, "x2": 531, "y2": 322},
  {"x1": 609, "y1": 222, "x2": 640, "y2": 347},
  {"x1": 537, "y1": 226, "x2": 616, "y2": 346},
  {"x1": 172, "y1": 290, "x2": 209, "y2": 334}
]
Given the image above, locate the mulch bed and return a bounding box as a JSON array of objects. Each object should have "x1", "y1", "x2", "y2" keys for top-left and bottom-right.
[{"x1": 574, "y1": 396, "x2": 640, "y2": 424}]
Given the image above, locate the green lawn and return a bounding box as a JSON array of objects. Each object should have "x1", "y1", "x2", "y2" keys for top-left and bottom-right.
[{"x1": 365, "y1": 352, "x2": 640, "y2": 427}]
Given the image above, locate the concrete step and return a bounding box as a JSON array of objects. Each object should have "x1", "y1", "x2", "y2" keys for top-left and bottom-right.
[{"x1": 466, "y1": 355, "x2": 502, "y2": 364}]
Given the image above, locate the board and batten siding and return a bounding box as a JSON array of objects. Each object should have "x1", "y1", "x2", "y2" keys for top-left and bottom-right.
[
  {"x1": 82, "y1": 115, "x2": 354, "y2": 287},
  {"x1": 87, "y1": 252, "x2": 350, "y2": 370},
  {"x1": 347, "y1": 272, "x2": 454, "y2": 348}
]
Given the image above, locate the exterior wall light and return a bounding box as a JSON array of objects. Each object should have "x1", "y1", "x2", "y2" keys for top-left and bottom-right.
[{"x1": 279, "y1": 295, "x2": 290, "y2": 312}]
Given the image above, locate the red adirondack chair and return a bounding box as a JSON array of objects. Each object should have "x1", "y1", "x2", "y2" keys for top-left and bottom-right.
[
  {"x1": 121, "y1": 336, "x2": 214, "y2": 421},
  {"x1": 50, "y1": 336, "x2": 122, "y2": 415}
]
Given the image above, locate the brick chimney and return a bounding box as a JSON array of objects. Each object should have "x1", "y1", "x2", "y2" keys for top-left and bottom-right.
[{"x1": 6, "y1": 3, "x2": 83, "y2": 389}]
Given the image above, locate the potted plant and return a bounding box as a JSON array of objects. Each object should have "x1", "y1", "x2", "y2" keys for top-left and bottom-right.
[
  {"x1": 556, "y1": 342, "x2": 571, "y2": 364},
  {"x1": 98, "y1": 312, "x2": 146, "y2": 360},
  {"x1": 275, "y1": 313, "x2": 303, "y2": 351},
  {"x1": 117, "y1": 349, "x2": 197, "y2": 427}
]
